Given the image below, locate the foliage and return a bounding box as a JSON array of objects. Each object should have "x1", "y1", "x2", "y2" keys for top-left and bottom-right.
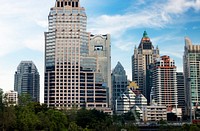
[{"x1": 0, "y1": 93, "x2": 198, "y2": 131}]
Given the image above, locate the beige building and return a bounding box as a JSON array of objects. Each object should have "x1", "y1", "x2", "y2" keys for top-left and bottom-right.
[
  {"x1": 44, "y1": 0, "x2": 111, "y2": 111},
  {"x1": 5, "y1": 90, "x2": 18, "y2": 106},
  {"x1": 143, "y1": 105, "x2": 167, "y2": 122},
  {"x1": 89, "y1": 34, "x2": 111, "y2": 106},
  {"x1": 132, "y1": 31, "x2": 160, "y2": 102}
]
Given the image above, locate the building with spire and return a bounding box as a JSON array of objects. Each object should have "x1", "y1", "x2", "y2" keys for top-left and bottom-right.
[
  {"x1": 14, "y1": 61, "x2": 40, "y2": 102},
  {"x1": 132, "y1": 31, "x2": 160, "y2": 102},
  {"x1": 111, "y1": 62, "x2": 128, "y2": 112},
  {"x1": 184, "y1": 37, "x2": 200, "y2": 117},
  {"x1": 44, "y1": 0, "x2": 111, "y2": 111}
]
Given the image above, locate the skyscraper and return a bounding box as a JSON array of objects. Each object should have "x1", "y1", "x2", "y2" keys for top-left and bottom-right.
[
  {"x1": 151, "y1": 55, "x2": 178, "y2": 112},
  {"x1": 44, "y1": 0, "x2": 111, "y2": 109},
  {"x1": 176, "y1": 72, "x2": 185, "y2": 113},
  {"x1": 14, "y1": 61, "x2": 40, "y2": 102},
  {"x1": 89, "y1": 34, "x2": 111, "y2": 106},
  {"x1": 184, "y1": 37, "x2": 200, "y2": 116},
  {"x1": 132, "y1": 31, "x2": 159, "y2": 98},
  {"x1": 111, "y1": 62, "x2": 128, "y2": 111}
]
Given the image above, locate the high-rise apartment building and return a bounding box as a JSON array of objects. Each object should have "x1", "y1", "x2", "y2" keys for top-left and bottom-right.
[
  {"x1": 151, "y1": 55, "x2": 178, "y2": 112},
  {"x1": 14, "y1": 61, "x2": 40, "y2": 102},
  {"x1": 44, "y1": 0, "x2": 111, "y2": 109},
  {"x1": 111, "y1": 62, "x2": 128, "y2": 111},
  {"x1": 183, "y1": 37, "x2": 200, "y2": 116},
  {"x1": 176, "y1": 72, "x2": 185, "y2": 113},
  {"x1": 132, "y1": 31, "x2": 159, "y2": 99}
]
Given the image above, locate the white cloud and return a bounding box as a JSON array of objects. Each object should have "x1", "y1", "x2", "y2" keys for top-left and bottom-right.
[
  {"x1": 115, "y1": 41, "x2": 134, "y2": 51},
  {"x1": 0, "y1": 0, "x2": 53, "y2": 57},
  {"x1": 88, "y1": 0, "x2": 200, "y2": 44},
  {"x1": 164, "y1": 0, "x2": 200, "y2": 14}
]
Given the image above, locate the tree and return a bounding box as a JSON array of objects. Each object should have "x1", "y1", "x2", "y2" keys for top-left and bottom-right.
[
  {"x1": 15, "y1": 105, "x2": 39, "y2": 131},
  {"x1": 45, "y1": 109, "x2": 68, "y2": 130},
  {"x1": 190, "y1": 125, "x2": 200, "y2": 131},
  {"x1": 68, "y1": 122, "x2": 82, "y2": 131}
]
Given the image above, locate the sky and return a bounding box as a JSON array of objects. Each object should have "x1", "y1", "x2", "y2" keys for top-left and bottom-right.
[{"x1": 0, "y1": 0, "x2": 200, "y2": 102}]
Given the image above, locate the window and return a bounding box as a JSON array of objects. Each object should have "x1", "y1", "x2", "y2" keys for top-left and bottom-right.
[{"x1": 94, "y1": 45, "x2": 103, "y2": 51}]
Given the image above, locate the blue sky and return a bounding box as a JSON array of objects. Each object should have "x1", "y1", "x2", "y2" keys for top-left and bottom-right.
[{"x1": 0, "y1": 0, "x2": 200, "y2": 102}]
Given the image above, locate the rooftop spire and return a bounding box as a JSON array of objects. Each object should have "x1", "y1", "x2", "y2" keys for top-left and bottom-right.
[{"x1": 143, "y1": 30, "x2": 148, "y2": 38}]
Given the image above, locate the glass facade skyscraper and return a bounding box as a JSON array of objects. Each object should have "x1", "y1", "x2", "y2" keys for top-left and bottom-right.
[
  {"x1": 111, "y1": 62, "x2": 128, "y2": 111},
  {"x1": 184, "y1": 37, "x2": 200, "y2": 116},
  {"x1": 14, "y1": 61, "x2": 40, "y2": 102}
]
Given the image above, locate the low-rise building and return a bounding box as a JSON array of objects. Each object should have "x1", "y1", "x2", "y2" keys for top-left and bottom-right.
[
  {"x1": 115, "y1": 86, "x2": 147, "y2": 115},
  {"x1": 143, "y1": 105, "x2": 167, "y2": 122},
  {"x1": 5, "y1": 90, "x2": 18, "y2": 106}
]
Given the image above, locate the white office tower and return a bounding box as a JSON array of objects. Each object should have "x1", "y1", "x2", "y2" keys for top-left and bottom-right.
[
  {"x1": 44, "y1": 0, "x2": 111, "y2": 111},
  {"x1": 184, "y1": 37, "x2": 200, "y2": 117}
]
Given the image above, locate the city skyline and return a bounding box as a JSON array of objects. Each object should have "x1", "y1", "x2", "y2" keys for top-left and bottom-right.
[{"x1": 0, "y1": 0, "x2": 200, "y2": 103}]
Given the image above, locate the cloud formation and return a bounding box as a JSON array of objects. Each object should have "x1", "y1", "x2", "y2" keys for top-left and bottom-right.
[
  {"x1": 0, "y1": 0, "x2": 53, "y2": 57},
  {"x1": 88, "y1": 0, "x2": 200, "y2": 38}
]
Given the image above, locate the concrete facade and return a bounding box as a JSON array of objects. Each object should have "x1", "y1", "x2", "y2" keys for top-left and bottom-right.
[
  {"x1": 143, "y1": 105, "x2": 167, "y2": 122},
  {"x1": 5, "y1": 90, "x2": 18, "y2": 106},
  {"x1": 44, "y1": 0, "x2": 111, "y2": 111},
  {"x1": 132, "y1": 31, "x2": 160, "y2": 102},
  {"x1": 151, "y1": 56, "x2": 178, "y2": 113}
]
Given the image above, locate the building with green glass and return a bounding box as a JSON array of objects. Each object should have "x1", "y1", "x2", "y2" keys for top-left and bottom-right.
[{"x1": 184, "y1": 37, "x2": 200, "y2": 118}]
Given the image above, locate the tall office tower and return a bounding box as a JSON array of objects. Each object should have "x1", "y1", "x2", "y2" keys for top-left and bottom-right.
[
  {"x1": 111, "y1": 62, "x2": 128, "y2": 111},
  {"x1": 132, "y1": 31, "x2": 160, "y2": 99},
  {"x1": 89, "y1": 34, "x2": 111, "y2": 106},
  {"x1": 152, "y1": 55, "x2": 178, "y2": 112},
  {"x1": 14, "y1": 61, "x2": 40, "y2": 102},
  {"x1": 176, "y1": 72, "x2": 185, "y2": 113},
  {"x1": 184, "y1": 37, "x2": 200, "y2": 116},
  {"x1": 44, "y1": 0, "x2": 111, "y2": 109}
]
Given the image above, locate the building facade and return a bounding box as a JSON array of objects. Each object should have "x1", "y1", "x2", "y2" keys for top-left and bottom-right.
[
  {"x1": 183, "y1": 37, "x2": 200, "y2": 116},
  {"x1": 176, "y1": 72, "x2": 185, "y2": 114},
  {"x1": 112, "y1": 62, "x2": 128, "y2": 111},
  {"x1": 152, "y1": 56, "x2": 178, "y2": 112},
  {"x1": 14, "y1": 61, "x2": 40, "y2": 102},
  {"x1": 5, "y1": 90, "x2": 18, "y2": 106},
  {"x1": 132, "y1": 31, "x2": 160, "y2": 101},
  {"x1": 115, "y1": 87, "x2": 147, "y2": 115},
  {"x1": 44, "y1": 0, "x2": 111, "y2": 109},
  {"x1": 143, "y1": 105, "x2": 167, "y2": 122},
  {"x1": 89, "y1": 34, "x2": 111, "y2": 106}
]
